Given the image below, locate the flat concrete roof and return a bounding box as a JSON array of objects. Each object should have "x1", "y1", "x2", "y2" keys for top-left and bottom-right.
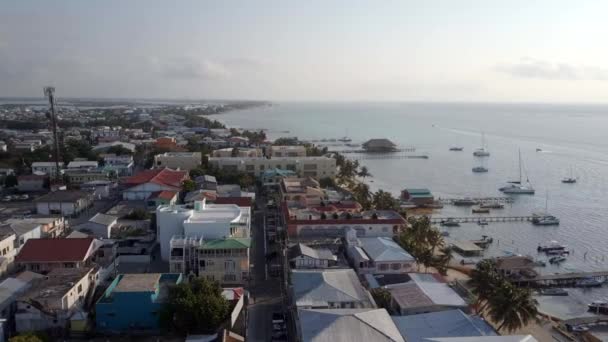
[{"x1": 114, "y1": 273, "x2": 161, "y2": 292}]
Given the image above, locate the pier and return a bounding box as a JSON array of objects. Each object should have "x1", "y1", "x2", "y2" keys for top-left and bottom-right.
[
  {"x1": 513, "y1": 271, "x2": 608, "y2": 287},
  {"x1": 429, "y1": 215, "x2": 541, "y2": 224},
  {"x1": 438, "y1": 197, "x2": 514, "y2": 205}
]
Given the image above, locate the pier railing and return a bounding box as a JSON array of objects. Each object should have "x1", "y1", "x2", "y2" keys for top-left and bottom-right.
[{"x1": 429, "y1": 215, "x2": 541, "y2": 224}]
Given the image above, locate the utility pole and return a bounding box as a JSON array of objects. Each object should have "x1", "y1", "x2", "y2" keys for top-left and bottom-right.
[{"x1": 43, "y1": 87, "x2": 62, "y2": 185}]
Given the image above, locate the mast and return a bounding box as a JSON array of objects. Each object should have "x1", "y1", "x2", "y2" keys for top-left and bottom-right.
[{"x1": 518, "y1": 149, "x2": 522, "y2": 183}]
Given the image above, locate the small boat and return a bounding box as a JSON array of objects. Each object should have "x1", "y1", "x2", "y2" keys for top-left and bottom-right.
[
  {"x1": 546, "y1": 249, "x2": 569, "y2": 256},
  {"x1": 473, "y1": 133, "x2": 490, "y2": 157},
  {"x1": 472, "y1": 235, "x2": 493, "y2": 248},
  {"x1": 480, "y1": 202, "x2": 504, "y2": 209},
  {"x1": 477, "y1": 219, "x2": 488, "y2": 226},
  {"x1": 440, "y1": 218, "x2": 460, "y2": 227},
  {"x1": 549, "y1": 255, "x2": 567, "y2": 264},
  {"x1": 500, "y1": 150, "x2": 535, "y2": 194},
  {"x1": 440, "y1": 231, "x2": 450, "y2": 237},
  {"x1": 562, "y1": 167, "x2": 576, "y2": 183},
  {"x1": 472, "y1": 207, "x2": 490, "y2": 214},
  {"x1": 472, "y1": 166, "x2": 488, "y2": 173},
  {"x1": 449, "y1": 147, "x2": 464, "y2": 151},
  {"x1": 539, "y1": 288, "x2": 568, "y2": 296},
  {"x1": 338, "y1": 137, "x2": 352, "y2": 142},
  {"x1": 576, "y1": 277, "x2": 603, "y2": 288},
  {"x1": 536, "y1": 148, "x2": 543, "y2": 152},
  {"x1": 537, "y1": 241, "x2": 567, "y2": 252},
  {"x1": 532, "y1": 215, "x2": 560, "y2": 226},
  {"x1": 588, "y1": 301, "x2": 608, "y2": 314},
  {"x1": 453, "y1": 198, "x2": 478, "y2": 206}
]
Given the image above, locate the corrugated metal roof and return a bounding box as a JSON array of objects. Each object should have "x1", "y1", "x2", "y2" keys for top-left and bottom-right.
[
  {"x1": 292, "y1": 269, "x2": 372, "y2": 308},
  {"x1": 288, "y1": 243, "x2": 336, "y2": 261},
  {"x1": 391, "y1": 309, "x2": 496, "y2": 342},
  {"x1": 298, "y1": 308, "x2": 405, "y2": 342},
  {"x1": 359, "y1": 237, "x2": 414, "y2": 262},
  {"x1": 425, "y1": 336, "x2": 537, "y2": 342}
]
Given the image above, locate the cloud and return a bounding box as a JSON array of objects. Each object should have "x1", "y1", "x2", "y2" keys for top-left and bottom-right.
[
  {"x1": 152, "y1": 57, "x2": 231, "y2": 80},
  {"x1": 495, "y1": 58, "x2": 608, "y2": 81}
]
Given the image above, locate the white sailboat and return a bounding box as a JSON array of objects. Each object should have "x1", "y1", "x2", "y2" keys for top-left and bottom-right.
[
  {"x1": 562, "y1": 166, "x2": 576, "y2": 184},
  {"x1": 500, "y1": 149, "x2": 535, "y2": 194},
  {"x1": 533, "y1": 192, "x2": 559, "y2": 225},
  {"x1": 472, "y1": 156, "x2": 488, "y2": 173},
  {"x1": 473, "y1": 132, "x2": 490, "y2": 157}
]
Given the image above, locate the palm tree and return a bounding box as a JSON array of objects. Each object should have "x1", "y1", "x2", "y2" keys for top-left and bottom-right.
[
  {"x1": 352, "y1": 183, "x2": 372, "y2": 209},
  {"x1": 358, "y1": 166, "x2": 371, "y2": 178},
  {"x1": 469, "y1": 259, "x2": 500, "y2": 311},
  {"x1": 372, "y1": 190, "x2": 398, "y2": 210},
  {"x1": 487, "y1": 282, "x2": 538, "y2": 332}
]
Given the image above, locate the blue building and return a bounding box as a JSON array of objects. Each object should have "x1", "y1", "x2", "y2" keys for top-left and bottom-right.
[
  {"x1": 96, "y1": 273, "x2": 182, "y2": 333},
  {"x1": 261, "y1": 168, "x2": 297, "y2": 186}
]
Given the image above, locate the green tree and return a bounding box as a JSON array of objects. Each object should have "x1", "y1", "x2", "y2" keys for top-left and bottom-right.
[
  {"x1": 398, "y1": 216, "x2": 448, "y2": 272},
  {"x1": 319, "y1": 177, "x2": 336, "y2": 189},
  {"x1": 487, "y1": 281, "x2": 538, "y2": 332},
  {"x1": 106, "y1": 145, "x2": 133, "y2": 156},
  {"x1": 160, "y1": 277, "x2": 230, "y2": 334},
  {"x1": 371, "y1": 288, "x2": 392, "y2": 311},
  {"x1": 4, "y1": 174, "x2": 17, "y2": 187},
  {"x1": 231, "y1": 147, "x2": 240, "y2": 157},
  {"x1": 182, "y1": 179, "x2": 196, "y2": 192},
  {"x1": 273, "y1": 137, "x2": 299, "y2": 146},
  {"x1": 357, "y1": 166, "x2": 371, "y2": 178},
  {"x1": 351, "y1": 183, "x2": 372, "y2": 210},
  {"x1": 372, "y1": 190, "x2": 399, "y2": 210},
  {"x1": 469, "y1": 259, "x2": 501, "y2": 311}
]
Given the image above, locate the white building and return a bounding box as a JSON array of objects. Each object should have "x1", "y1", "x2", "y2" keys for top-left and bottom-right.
[
  {"x1": 288, "y1": 243, "x2": 337, "y2": 269},
  {"x1": 101, "y1": 154, "x2": 134, "y2": 176},
  {"x1": 269, "y1": 145, "x2": 307, "y2": 157},
  {"x1": 74, "y1": 213, "x2": 118, "y2": 239},
  {"x1": 291, "y1": 269, "x2": 376, "y2": 309},
  {"x1": 208, "y1": 156, "x2": 336, "y2": 179},
  {"x1": 156, "y1": 199, "x2": 251, "y2": 261},
  {"x1": 34, "y1": 190, "x2": 94, "y2": 216},
  {"x1": 212, "y1": 148, "x2": 262, "y2": 158},
  {"x1": 31, "y1": 162, "x2": 64, "y2": 176},
  {"x1": 154, "y1": 152, "x2": 202, "y2": 171},
  {"x1": 67, "y1": 160, "x2": 99, "y2": 170},
  {"x1": 345, "y1": 230, "x2": 415, "y2": 274}
]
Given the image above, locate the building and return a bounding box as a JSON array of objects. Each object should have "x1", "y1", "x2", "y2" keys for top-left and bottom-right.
[
  {"x1": 122, "y1": 168, "x2": 189, "y2": 200},
  {"x1": 65, "y1": 169, "x2": 109, "y2": 185},
  {"x1": 17, "y1": 175, "x2": 47, "y2": 192},
  {"x1": 184, "y1": 189, "x2": 217, "y2": 204},
  {"x1": 297, "y1": 308, "x2": 404, "y2": 342},
  {"x1": 291, "y1": 269, "x2": 375, "y2": 309},
  {"x1": 362, "y1": 139, "x2": 397, "y2": 152},
  {"x1": 280, "y1": 177, "x2": 324, "y2": 206},
  {"x1": 3, "y1": 216, "x2": 66, "y2": 238},
  {"x1": 155, "y1": 137, "x2": 178, "y2": 149},
  {"x1": 96, "y1": 273, "x2": 183, "y2": 333},
  {"x1": 195, "y1": 174, "x2": 218, "y2": 190},
  {"x1": 34, "y1": 190, "x2": 94, "y2": 216},
  {"x1": 269, "y1": 145, "x2": 307, "y2": 157},
  {"x1": 92, "y1": 141, "x2": 136, "y2": 154},
  {"x1": 0, "y1": 277, "x2": 32, "y2": 336},
  {"x1": 450, "y1": 240, "x2": 484, "y2": 257},
  {"x1": 387, "y1": 273, "x2": 468, "y2": 316},
  {"x1": 156, "y1": 199, "x2": 251, "y2": 261},
  {"x1": 0, "y1": 231, "x2": 16, "y2": 277},
  {"x1": 493, "y1": 255, "x2": 538, "y2": 279},
  {"x1": 175, "y1": 237, "x2": 251, "y2": 284},
  {"x1": 0, "y1": 219, "x2": 42, "y2": 253},
  {"x1": 15, "y1": 267, "x2": 95, "y2": 333},
  {"x1": 147, "y1": 190, "x2": 178, "y2": 210},
  {"x1": 208, "y1": 156, "x2": 336, "y2": 179},
  {"x1": 391, "y1": 309, "x2": 496, "y2": 342},
  {"x1": 284, "y1": 204, "x2": 407, "y2": 239},
  {"x1": 261, "y1": 168, "x2": 297, "y2": 187},
  {"x1": 15, "y1": 237, "x2": 100, "y2": 273},
  {"x1": 75, "y1": 213, "x2": 118, "y2": 239},
  {"x1": 212, "y1": 147, "x2": 262, "y2": 158},
  {"x1": 345, "y1": 231, "x2": 415, "y2": 274},
  {"x1": 67, "y1": 160, "x2": 99, "y2": 170},
  {"x1": 401, "y1": 188, "x2": 434, "y2": 206},
  {"x1": 31, "y1": 162, "x2": 64, "y2": 176},
  {"x1": 101, "y1": 154, "x2": 134, "y2": 176},
  {"x1": 81, "y1": 180, "x2": 112, "y2": 199},
  {"x1": 288, "y1": 243, "x2": 337, "y2": 269},
  {"x1": 228, "y1": 136, "x2": 249, "y2": 146},
  {"x1": 154, "y1": 152, "x2": 202, "y2": 171},
  {"x1": 91, "y1": 126, "x2": 121, "y2": 140}
]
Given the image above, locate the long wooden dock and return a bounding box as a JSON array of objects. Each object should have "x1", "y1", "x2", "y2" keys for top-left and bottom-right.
[
  {"x1": 430, "y1": 216, "x2": 538, "y2": 224},
  {"x1": 438, "y1": 197, "x2": 514, "y2": 205},
  {"x1": 514, "y1": 271, "x2": 608, "y2": 287}
]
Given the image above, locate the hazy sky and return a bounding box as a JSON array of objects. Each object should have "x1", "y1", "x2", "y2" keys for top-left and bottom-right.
[{"x1": 2, "y1": 0, "x2": 608, "y2": 102}]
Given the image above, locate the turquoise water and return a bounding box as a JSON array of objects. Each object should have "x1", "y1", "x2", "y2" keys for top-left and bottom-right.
[{"x1": 218, "y1": 102, "x2": 608, "y2": 314}]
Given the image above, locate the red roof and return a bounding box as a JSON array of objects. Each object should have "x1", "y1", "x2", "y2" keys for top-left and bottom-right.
[
  {"x1": 150, "y1": 190, "x2": 178, "y2": 200},
  {"x1": 16, "y1": 238, "x2": 94, "y2": 263},
  {"x1": 123, "y1": 168, "x2": 188, "y2": 188},
  {"x1": 214, "y1": 197, "x2": 252, "y2": 207}
]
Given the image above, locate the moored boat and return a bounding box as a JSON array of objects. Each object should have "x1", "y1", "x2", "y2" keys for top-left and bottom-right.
[
  {"x1": 453, "y1": 198, "x2": 478, "y2": 206},
  {"x1": 537, "y1": 241, "x2": 567, "y2": 253},
  {"x1": 449, "y1": 147, "x2": 464, "y2": 151},
  {"x1": 472, "y1": 207, "x2": 490, "y2": 214},
  {"x1": 532, "y1": 215, "x2": 560, "y2": 226},
  {"x1": 549, "y1": 255, "x2": 567, "y2": 264},
  {"x1": 480, "y1": 202, "x2": 504, "y2": 209},
  {"x1": 472, "y1": 166, "x2": 488, "y2": 173},
  {"x1": 588, "y1": 301, "x2": 608, "y2": 314},
  {"x1": 539, "y1": 288, "x2": 568, "y2": 296},
  {"x1": 576, "y1": 277, "x2": 603, "y2": 288},
  {"x1": 440, "y1": 218, "x2": 460, "y2": 227}
]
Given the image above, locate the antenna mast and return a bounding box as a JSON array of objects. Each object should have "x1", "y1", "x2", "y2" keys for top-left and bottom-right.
[{"x1": 43, "y1": 87, "x2": 62, "y2": 184}]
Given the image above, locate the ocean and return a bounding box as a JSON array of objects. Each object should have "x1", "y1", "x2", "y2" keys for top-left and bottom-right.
[{"x1": 217, "y1": 102, "x2": 608, "y2": 318}]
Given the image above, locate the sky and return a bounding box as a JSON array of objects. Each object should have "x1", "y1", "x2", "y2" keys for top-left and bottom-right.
[{"x1": 2, "y1": 0, "x2": 608, "y2": 102}]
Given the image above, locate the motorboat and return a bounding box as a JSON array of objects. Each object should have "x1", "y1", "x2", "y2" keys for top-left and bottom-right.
[
  {"x1": 473, "y1": 133, "x2": 490, "y2": 157},
  {"x1": 440, "y1": 231, "x2": 450, "y2": 237},
  {"x1": 546, "y1": 249, "x2": 569, "y2": 256},
  {"x1": 539, "y1": 288, "x2": 568, "y2": 296},
  {"x1": 500, "y1": 149, "x2": 535, "y2": 194},
  {"x1": 576, "y1": 277, "x2": 603, "y2": 288},
  {"x1": 449, "y1": 147, "x2": 464, "y2": 151},
  {"x1": 588, "y1": 301, "x2": 608, "y2": 314},
  {"x1": 472, "y1": 207, "x2": 490, "y2": 214},
  {"x1": 477, "y1": 219, "x2": 489, "y2": 226},
  {"x1": 472, "y1": 166, "x2": 488, "y2": 173},
  {"x1": 537, "y1": 241, "x2": 567, "y2": 252},
  {"x1": 453, "y1": 198, "x2": 478, "y2": 206},
  {"x1": 480, "y1": 202, "x2": 504, "y2": 209},
  {"x1": 532, "y1": 215, "x2": 560, "y2": 226},
  {"x1": 338, "y1": 137, "x2": 352, "y2": 142},
  {"x1": 440, "y1": 218, "x2": 460, "y2": 227},
  {"x1": 549, "y1": 255, "x2": 567, "y2": 264}
]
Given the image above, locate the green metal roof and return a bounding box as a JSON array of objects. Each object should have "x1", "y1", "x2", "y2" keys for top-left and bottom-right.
[{"x1": 201, "y1": 238, "x2": 251, "y2": 249}]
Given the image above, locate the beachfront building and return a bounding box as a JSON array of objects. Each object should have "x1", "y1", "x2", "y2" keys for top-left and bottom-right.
[
  {"x1": 345, "y1": 230, "x2": 415, "y2": 274},
  {"x1": 96, "y1": 273, "x2": 183, "y2": 333},
  {"x1": 121, "y1": 168, "x2": 189, "y2": 200},
  {"x1": 208, "y1": 156, "x2": 336, "y2": 179},
  {"x1": 280, "y1": 177, "x2": 324, "y2": 206},
  {"x1": 290, "y1": 268, "x2": 375, "y2": 309},
  {"x1": 269, "y1": 145, "x2": 307, "y2": 157},
  {"x1": 153, "y1": 152, "x2": 202, "y2": 171},
  {"x1": 401, "y1": 188, "x2": 434, "y2": 206},
  {"x1": 362, "y1": 139, "x2": 397, "y2": 152},
  {"x1": 212, "y1": 147, "x2": 262, "y2": 158},
  {"x1": 283, "y1": 202, "x2": 406, "y2": 239}
]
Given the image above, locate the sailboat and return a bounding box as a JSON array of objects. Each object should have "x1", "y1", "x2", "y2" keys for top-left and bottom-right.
[
  {"x1": 473, "y1": 132, "x2": 490, "y2": 157},
  {"x1": 562, "y1": 167, "x2": 576, "y2": 184},
  {"x1": 500, "y1": 150, "x2": 535, "y2": 194},
  {"x1": 472, "y1": 156, "x2": 488, "y2": 173},
  {"x1": 532, "y1": 192, "x2": 560, "y2": 225}
]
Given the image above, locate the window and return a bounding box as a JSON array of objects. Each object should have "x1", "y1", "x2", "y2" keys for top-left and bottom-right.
[
  {"x1": 303, "y1": 164, "x2": 317, "y2": 170},
  {"x1": 225, "y1": 260, "x2": 236, "y2": 271},
  {"x1": 391, "y1": 263, "x2": 401, "y2": 270},
  {"x1": 378, "y1": 263, "x2": 389, "y2": 271},
  {"x1": 199, "y1": 260, "x2": 206, "y2": 269},
  {"x1": 78, "y1": 284, "x2": 83, "y2": 293},
  {"x1": 223, "y1": 274, "x2": 237, "y2": 282},
  {"x1": 382, "y1": 227, "x2": 389, "y2": 232}
]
